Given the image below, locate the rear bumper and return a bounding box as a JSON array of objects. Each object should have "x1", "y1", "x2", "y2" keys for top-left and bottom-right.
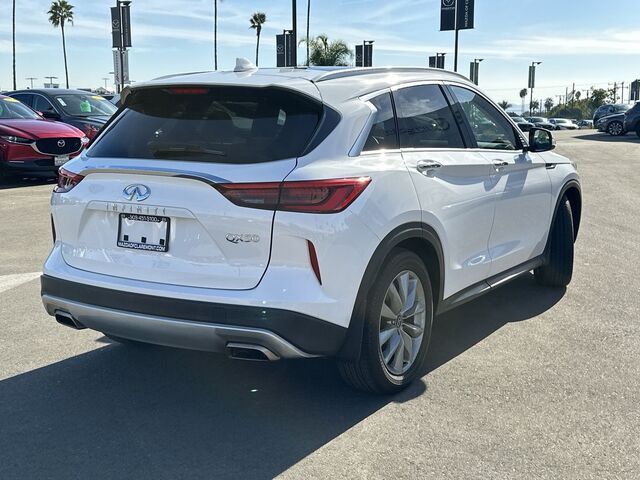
[{"x1": 41, "y1": 275, "x2": 347, "y2": 357}]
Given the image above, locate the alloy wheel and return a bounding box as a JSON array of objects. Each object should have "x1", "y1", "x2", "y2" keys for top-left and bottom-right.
[
  {"x1": 608, "y1": 122, "x2": 623, "y2": 136},
  {"x1": 378, "y1": 270, "x2": 426, "y2": 375}
]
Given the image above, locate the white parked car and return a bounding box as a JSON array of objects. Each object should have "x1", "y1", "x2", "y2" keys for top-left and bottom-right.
[
  {"x1": 41, "y1": 63, "x2": 581, "y2": 393},
  {"x1": 549, "y1": 118, "x2": 579, "y2": 130}
]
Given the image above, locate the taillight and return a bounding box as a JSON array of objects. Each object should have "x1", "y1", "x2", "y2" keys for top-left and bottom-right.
[
  {"x1": 214, "y1": 177, "x2": 371, "y2": 213},
  {"x1": 54, "y1": 167, "x2": 84, "y2": 193}
]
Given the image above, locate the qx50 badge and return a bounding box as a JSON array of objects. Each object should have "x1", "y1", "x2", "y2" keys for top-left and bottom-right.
[
  {"x1": 123, "y1": 184, "x2": 151, "y2": 202},
  {"x1": 226, "y1": 233, "x2": 260, "y2": 244}
]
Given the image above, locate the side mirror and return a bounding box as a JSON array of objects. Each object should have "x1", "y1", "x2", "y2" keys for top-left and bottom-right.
[
  {"x1": 528, "y1": 128, "x2": 555, "y2": 153},
  {"x1": 41, "y1": 110, "x2": 61, "y2": 120}
]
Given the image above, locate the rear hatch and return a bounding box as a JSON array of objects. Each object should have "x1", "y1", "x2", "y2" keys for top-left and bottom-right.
[{"x1": 59, "y1": 84, "x2": 323, "y2": 290}]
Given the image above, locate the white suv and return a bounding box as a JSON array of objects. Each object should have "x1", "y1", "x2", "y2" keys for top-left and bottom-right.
[{"x1": 41, "y1": 65, "x2": 581, "y2": 393}]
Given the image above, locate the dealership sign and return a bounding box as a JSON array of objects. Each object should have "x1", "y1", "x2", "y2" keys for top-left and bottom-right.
[{"x1": 440, "y1": 0, "x2": 474, "y2": 31}]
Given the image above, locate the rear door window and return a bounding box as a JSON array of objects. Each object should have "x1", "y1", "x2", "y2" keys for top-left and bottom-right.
[
  {"x1": 363, "y1": 93, "x2": 398, "y2": 151},
  {"x1": 393, "y1": 85, "x2": 465, "y2": 149},
  {"x1": 88, "y1": 86, "x2": 323, "y2": 164},
  {"x1": 33, "y1": 96, "x2": 57, "y2": 114},
  {"x1": 10, "y1": 93, "x2": 33, "y2": 107}
]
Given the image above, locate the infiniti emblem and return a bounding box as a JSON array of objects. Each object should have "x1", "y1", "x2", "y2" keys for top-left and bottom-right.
[
  {"x1": 57, "y1": 139, "x2": 66, "y2": 148},
  {"x1": 123, "y1": 184, "x2": 151, "y2": 202}
]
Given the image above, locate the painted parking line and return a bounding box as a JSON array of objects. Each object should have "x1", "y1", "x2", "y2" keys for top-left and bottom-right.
[{"x1": 0, "y1": 272, "x2": 41, "y2": 294}]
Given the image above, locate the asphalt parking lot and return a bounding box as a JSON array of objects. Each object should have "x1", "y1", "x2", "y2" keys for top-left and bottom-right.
[{"x1": 0, "y1": 130, "x2": 638, "y2": 479}]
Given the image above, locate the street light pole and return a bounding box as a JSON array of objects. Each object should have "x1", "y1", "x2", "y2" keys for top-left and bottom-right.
[
  {"x1": 291, "y1": 0, "x2": 297, "y2": 67},
  {"x1": 26, "y1": 77, "x2": 38, "y2": 89},
  {"x1": 529, "y1": 61, "x2": 541, "y2": 114},
  {"x1": 44, "y1": 76, "x2": 58, "y2": 87}
]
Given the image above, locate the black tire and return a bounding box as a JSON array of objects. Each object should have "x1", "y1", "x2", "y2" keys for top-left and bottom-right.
[
  {"x1": 607, "y1": 121, "x2": 624, "y2": 136},
  {"x1": 535, "y1": 196, "x2": 574, "y2": 287},
  {"x1": 338, "y1": 249, "x2": 434, "y2": 394}
]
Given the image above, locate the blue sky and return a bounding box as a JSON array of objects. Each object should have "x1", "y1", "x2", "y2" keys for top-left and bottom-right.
[{"x1": 2, "y1": 0, "x2": 639, "y2": 109}]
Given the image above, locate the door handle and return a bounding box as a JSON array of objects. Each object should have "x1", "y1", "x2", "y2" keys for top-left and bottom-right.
[
  {"x1": 416, "y1": 160, "x2": 442, "y2": 175},
  {"x1": 492, "y1": 160, "x2": 509, "y2": 172}
]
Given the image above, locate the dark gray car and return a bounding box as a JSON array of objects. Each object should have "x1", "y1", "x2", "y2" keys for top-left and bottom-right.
[
  {"x1": 596, "y1": 113, "x2": 626, "y2": 136},
  {"x1": 623, "y1": 102, "x2": 640, "y2": 137}
]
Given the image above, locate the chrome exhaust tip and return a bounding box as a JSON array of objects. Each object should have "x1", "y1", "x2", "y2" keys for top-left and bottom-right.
[{"x1": 226, "y1": 342, "x2": 280, "y2": 362}]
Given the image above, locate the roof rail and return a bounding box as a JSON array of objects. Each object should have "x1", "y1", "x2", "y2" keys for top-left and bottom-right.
[{"x1": 312, "y1": 66, "x2": 469, "y2": 83}]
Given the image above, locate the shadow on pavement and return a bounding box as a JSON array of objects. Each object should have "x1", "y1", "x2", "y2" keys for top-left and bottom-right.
[
  {"x1": 0, "y1": 274, "x2": 564, "y2": 479},
  {"x1": 0, "y1": 175, "x2": 55, "y2": 191},
  {"x1": 569, "y1": 132, "x2": 640, "y2": 143}
]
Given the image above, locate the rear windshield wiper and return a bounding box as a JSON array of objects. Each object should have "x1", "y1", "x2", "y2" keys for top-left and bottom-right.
[{"x1": 149, "y1": 143, "x2": 227, "y2": 158}]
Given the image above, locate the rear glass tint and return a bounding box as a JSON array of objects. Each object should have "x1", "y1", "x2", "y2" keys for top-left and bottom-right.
[{"x1": 88, "y1": 86, "x2": 322, "y2": 164}]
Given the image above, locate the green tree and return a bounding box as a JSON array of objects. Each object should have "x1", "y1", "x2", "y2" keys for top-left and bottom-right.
[
  {"x1": 531, "y1": 99, "x2": 540, "y2": 114},
  {"x1": 588, "y1": 88, "x2": 609, "y2": 110},
  {"x1": 249, "y1": 12, "x2": 266, "y2": 66},
  {"x1": 498, "y1": 100, "x2": 512, "y2": 110},
  {"x1": 544, "y1": 97, "x2": 554, "y2": 114},
  {"x1": 48, "y1": 0, "x2": 74, "y2": 89},
  {"x1": 304, "y1": 34, "x2": 352, "y2": 66},
  {"x1": 519, "y1": 88, "x2": 528, "y2": 113}
]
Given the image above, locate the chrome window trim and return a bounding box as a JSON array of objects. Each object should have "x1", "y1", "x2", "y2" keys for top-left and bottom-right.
[{"x1": 76, "y1": 165, "x2": 230, "y2": 185}]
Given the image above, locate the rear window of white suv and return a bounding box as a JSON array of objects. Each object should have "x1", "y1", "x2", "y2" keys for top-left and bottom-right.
[{"x1": 88, "y1": 86, "x2": 323, "y2": 164}]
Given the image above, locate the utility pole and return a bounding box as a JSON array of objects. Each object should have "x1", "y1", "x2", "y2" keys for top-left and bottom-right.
[
  {"x1": 102, "y1": 77, "x2": 110, "y2": 90},
  {"x1": 26, "y1": 77, "x2": 37, "y2": 89},
  {"x1": 556, "y1": 94, "x2": 563, "y2": 106},
  {"x1": 621, "y1": 81, "x2": 625, "y2": 103}
]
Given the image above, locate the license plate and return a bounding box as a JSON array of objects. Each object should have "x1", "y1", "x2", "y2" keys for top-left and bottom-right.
[
  {"x1": 117, "y1": 213, "x2": 170, "y2": 252},
  {"x1": 54, "y1": 155, "x2": 70, "y2": 166}
]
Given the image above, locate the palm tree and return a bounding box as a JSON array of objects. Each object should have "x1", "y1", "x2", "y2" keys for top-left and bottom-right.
[
  {"x1": 498, "y1": 100, "x2": 512, "y2": 110},
  {"x1": 249, "y1": 12, "x2": 266, "y2": 66},
  {"x1": 305, "y1": 0, "x2": 311, "y2": 66},
  {"x1": 48, "y1": 0, "x2": 74, "y2": 89},
  {"x1": 519, "y1": 88, "x2": 528, "y2": 114},
  {"x1": 12, "y1": 0, "x2": 16, "y2": 90},
  {"x1": 544, "y1": 97, "x2": 554, "y2": 114},
  {"x1": 305, "y1": 34, "x2": 352, "y2": 66},
  {"x1": 531, "y1": 99, "x2": 540, "y2": 114}
]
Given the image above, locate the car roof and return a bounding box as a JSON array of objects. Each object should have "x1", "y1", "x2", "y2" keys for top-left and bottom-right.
[
  {"x1": 8, "y1": 89, "x2": 98, "y2": 96},
  {"x1": 124, "y1": 65, "x2": 474, "y2": 106}
]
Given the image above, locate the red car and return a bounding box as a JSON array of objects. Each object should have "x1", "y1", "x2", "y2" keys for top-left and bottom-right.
[{"x1": 0, "y1": 95, "x2": 88, "y2": 179}]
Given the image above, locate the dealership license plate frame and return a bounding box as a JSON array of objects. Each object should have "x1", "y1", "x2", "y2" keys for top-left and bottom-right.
[
  {"x1": 54, "y1": 155, "x2": 70, "y2": 166},
  {"x1": 117, "y1": 213, "x2": 170, "y2": 252}
]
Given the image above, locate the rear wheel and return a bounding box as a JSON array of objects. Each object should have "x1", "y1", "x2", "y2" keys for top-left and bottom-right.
[
  {"x1": 535, "y1": 196, "x2": 574, "y2": 287},
  {"x1": 607, "y1": 121, "x2": 624, "y2": 136},
  {"x1": 338, "y1": 249, "x2": 433, "y2": 394}
]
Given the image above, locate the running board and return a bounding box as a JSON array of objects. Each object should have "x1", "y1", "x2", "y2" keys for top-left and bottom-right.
[{"x1": 437, "y1": 256, "x2": 545, "y2": 315}]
